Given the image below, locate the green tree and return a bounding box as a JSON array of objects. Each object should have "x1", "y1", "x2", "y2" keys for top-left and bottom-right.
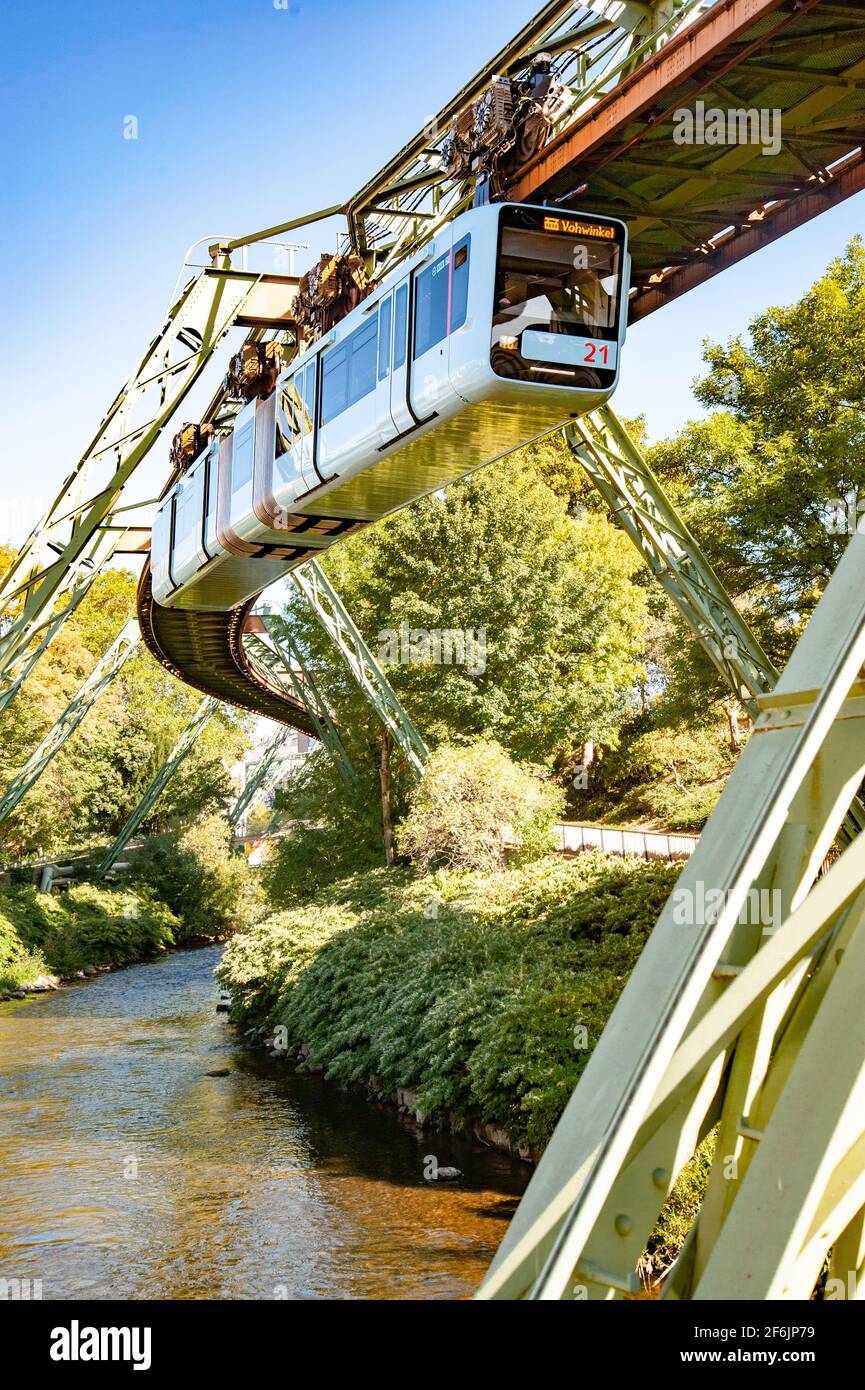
[
  {"x1": 271, "y1": 440, "x2": 647, "y2": 873},
  {"x1": 0, "y1": 568, "x2": 251, "y2": 858},
  {"x1": 322, "y1": 444, "x2": 647, "y2": 760},
  {"x1": 628, "y1": 236, "x2": 865, "y2": 745}
]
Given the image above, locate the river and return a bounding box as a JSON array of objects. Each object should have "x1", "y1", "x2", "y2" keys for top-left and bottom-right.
[{"x1": 0, "y1": 944, "x2": 529, "y2": 1300}]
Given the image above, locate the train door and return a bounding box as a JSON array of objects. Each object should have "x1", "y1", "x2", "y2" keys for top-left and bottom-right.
[
  {"x1": 410, "y1": 237, "x2": 462, "y2": 421},
  {"x1": 375, "y1": 290, "x2": 398, "y2": 444},
  {"x1": 298, "y1": 358, "x2": 319, "y2": 489},
  {"x1": 273, "y1": 369, "x2": 314, "y2": 501},
  {"x1": 203, "y1": 441, "x2": 220, "y2": 558},
  {"x1": 388, "y1": 278, "x2": 415, "y2": 435},
  {"x1": 151, "y1": 498, "x2": 174, "y2": 604}
]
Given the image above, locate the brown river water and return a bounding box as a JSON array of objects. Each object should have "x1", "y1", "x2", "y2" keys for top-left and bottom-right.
[{"x1": 0, "y1": 944, "x2": 529, "y2": 1300}]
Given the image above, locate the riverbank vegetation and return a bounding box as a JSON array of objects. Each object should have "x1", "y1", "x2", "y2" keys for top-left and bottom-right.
[
  {"x1": 219, "y1": 849, "x2": 679, "y2": 1153},
  {"x1": 0, "y1": 814, "x2": 260, "y2": 992},
  {"x1": 0, "y1": 882, "x2": 177, "y2": 992}
]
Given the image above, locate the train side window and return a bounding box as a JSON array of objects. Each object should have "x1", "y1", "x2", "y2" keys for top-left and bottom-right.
[
  {"x1": 322, "y1": 315, "x2": 379, "y2": 424},
  {"x1": 276, "y1": 375, "x2": 304, "y2": 453},
  {"x1": 321, "y1": 345, "x2": 348, "y2": 424},
  {"x1": 233, "y1": 421, "x2": 254, "y2": 488},
  {"x1": 378, "y1": 298, "x2": 392, "y2": 381},
  {"x1": 414, "y1": 252, "x2": 450, "y2": 357},
  {"x1": 349, "y1": 314, "x2": 378, "y2": 405},
  {"x1": 302, "y1": 360, "x2": 316, "y2": 427},
  {"x1": 393, "y1": 285, "x2": 408, "y2": 370},
  {"x1": 451, "y1": 236, "x2": 470, "y2": 332}
]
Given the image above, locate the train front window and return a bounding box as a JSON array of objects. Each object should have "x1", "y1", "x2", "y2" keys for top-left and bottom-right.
[{"x1": 491, "y1": 207, "x2": 624, "y2": 386}]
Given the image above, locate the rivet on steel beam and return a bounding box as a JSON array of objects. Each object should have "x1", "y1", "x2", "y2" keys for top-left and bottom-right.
[
  {"x1": 713, "y1": 962, "x2": 743, "y2": 980},
  {"x1": 737, "y1": 1117, "x2": 764, "y2": 1142}
]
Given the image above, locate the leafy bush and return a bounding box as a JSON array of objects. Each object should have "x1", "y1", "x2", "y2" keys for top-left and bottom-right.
[
  {"x1": 396, "y1": 741, "x2": 565, "y2": 874},
  {"x1": 0, "y1": 882, "x2": 176, "y2": 988},
  {"x1": 263, "y1": 749, "x2": 391, "y2": 909},
  {"x1": 262, "y1": 820, "x2": 383, "y2": 910},
  {"x1": 133, "y1": 813, "x2": 260, "y2": 939},
  {"x1": 219, "y1": 851, "x2": 679, "y2": 1151},
  {"x1": 580, "y1": 715, "x2": 733, "y2": 831},
  {"x1": 645, "y1": 1133, "x2": 716, "y2": 1278}
]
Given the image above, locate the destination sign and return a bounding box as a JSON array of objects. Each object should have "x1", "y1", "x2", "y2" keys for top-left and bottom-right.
[{"x1": 542, "y1": 216, "x2": 616, "y2": 240}]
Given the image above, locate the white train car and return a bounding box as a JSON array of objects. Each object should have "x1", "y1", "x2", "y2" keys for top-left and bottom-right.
[{"x1": 153, "y1": 201, "x2": 629, "y2": 611}]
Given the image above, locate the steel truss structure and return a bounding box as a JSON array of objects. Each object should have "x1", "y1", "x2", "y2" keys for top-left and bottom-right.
[
  {"x1": 567, "y1": 407, "x2": 777, "y2": 713},
  {"x1": 0, "y1": 618, "x2": 140, "y2": 826},
  {"x1": 2, "y1": 0, "x2": 865, "y2": 1303},
  {"x1": 95, "y1": 696, "x2": 218, "y2": 879},
  {"x1": 223, "y1": 1, "x2": 703, "y2": 284},
  {"x1": 478, "y1": 524, "x2": 865, "y2": 1299},
  {"x1": 291, "y1": 561, "x2": 428, "y2": 778},
  {"x1": 249, "y1": 605, "x2": 360, "y2": 793},
  {"x1": 228, "y1": 727, "x2": 296, "y2": 832},
  {"x1": 0, "y1": 260, "x2": 297, "y2": 705}
]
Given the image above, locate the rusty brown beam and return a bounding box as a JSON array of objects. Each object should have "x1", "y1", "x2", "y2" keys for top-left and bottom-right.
[
  {"x1": 629, "y1": 146, "x2": 865, "y2": 320},
  {"x1": 508, "y1": 0, "x2": 824, "y2": 202}
]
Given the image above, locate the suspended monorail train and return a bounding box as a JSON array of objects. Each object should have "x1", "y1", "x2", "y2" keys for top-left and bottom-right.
[{"x1": 151, "y1": 201, "x2": 629, "y2": 611}]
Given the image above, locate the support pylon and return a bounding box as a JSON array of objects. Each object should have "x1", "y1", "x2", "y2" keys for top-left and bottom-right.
[
  {"x1": 291, "y1": 560, "x2": 428, "y2": 777},
  {"x1": 95, "y1": 696, "x2": 218, "y2": 879},
  {"x1": 566, "y1": 406, "x2": 777, "y2": 713},
  {"x1": 566, "y1": 407, "x2": 865, "y2": 840},
  {"x1": 0, "y1": 618, "x2": 140, "y2": 825},
  {"x1": 251, "y1": 611, "x2": 359, "y2": 794},
  {"x1": 478, "y1": 523, "x2": 865, "y2": 1300},
  {"x1": 228, "y1": 726, "x2": 296, "y2": 832}
]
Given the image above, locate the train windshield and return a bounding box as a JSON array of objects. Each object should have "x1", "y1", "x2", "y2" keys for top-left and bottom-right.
[{"x1": 492, "y1": 206, "x2": 625, "y2": 386}]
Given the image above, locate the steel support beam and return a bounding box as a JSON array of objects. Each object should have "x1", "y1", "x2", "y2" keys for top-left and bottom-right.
[
  {"x1": 0, "y1": 262, "x2": 286, "y2": 702},
  {"x1": 248, "y1": 610, "x2": 359, "y2": 794},
  {"x1": 291, "y1": 560, "x2": 428, "y2": 777},
  {"x1": 567, "y1": 407, "x2": 865, "y2": 840},
  {"x1": 508, "y1": 0, "x2": 818, "y2": 203},
  {"x1": 478, "y1": 523, "x2": 865, "y2": 1300},
  {"x1": 95, "y1": 696, "x2": 218, "y2": 879},
  {"x1": 228, "y1": 726, "x2": 296, "y2": 832},
  {"x1": 0, "y1": 618, "x2": 140, "y2": 825},
  {"x1": 567, "y1": 407, "x2": 777, "y2": 712}
]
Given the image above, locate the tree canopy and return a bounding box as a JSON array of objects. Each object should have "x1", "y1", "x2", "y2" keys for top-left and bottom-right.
[{"x1": 0, "y1": 565, "x2": 251, "y2": 859}]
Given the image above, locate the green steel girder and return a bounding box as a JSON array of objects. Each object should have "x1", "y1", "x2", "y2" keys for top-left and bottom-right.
[
  {"x1": 566, "y1": 407, "x2": 777, "y2": 713},
  {"x1": 249, "y1": 611, "x2": 359, "y2": 795},
  {"x1": 567, "y1": 408, "x2": 865, "y2": 842},
  {"x1": 291, "y1": 560, "x2": 428, "y2": 778},
  {"x1": 0, "y1": 618, "x2": 140, "y2": 826},
  {"x1": 95, "y1": 695, "x2": 218, "y2": 879},
  {"x1": 225, "y1": 1, "x2": 703, "y2": 277},
  {"x1": 228, "y1": 726, "x2": 296, "y2": 831},
  {"x1": 0, "y1": 529, "x2": 115, "y2": 718},
  {"x1": 0, "y1": 261, "x2": 284, "y2": 704},
  {"x1": 479, "y1": 522, "x2": 865, "y2": 1301}
]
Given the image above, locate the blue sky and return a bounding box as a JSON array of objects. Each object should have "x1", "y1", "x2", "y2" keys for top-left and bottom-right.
[{"x1": 2, "y1": 0, "x2": 863, "y2": 545}]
